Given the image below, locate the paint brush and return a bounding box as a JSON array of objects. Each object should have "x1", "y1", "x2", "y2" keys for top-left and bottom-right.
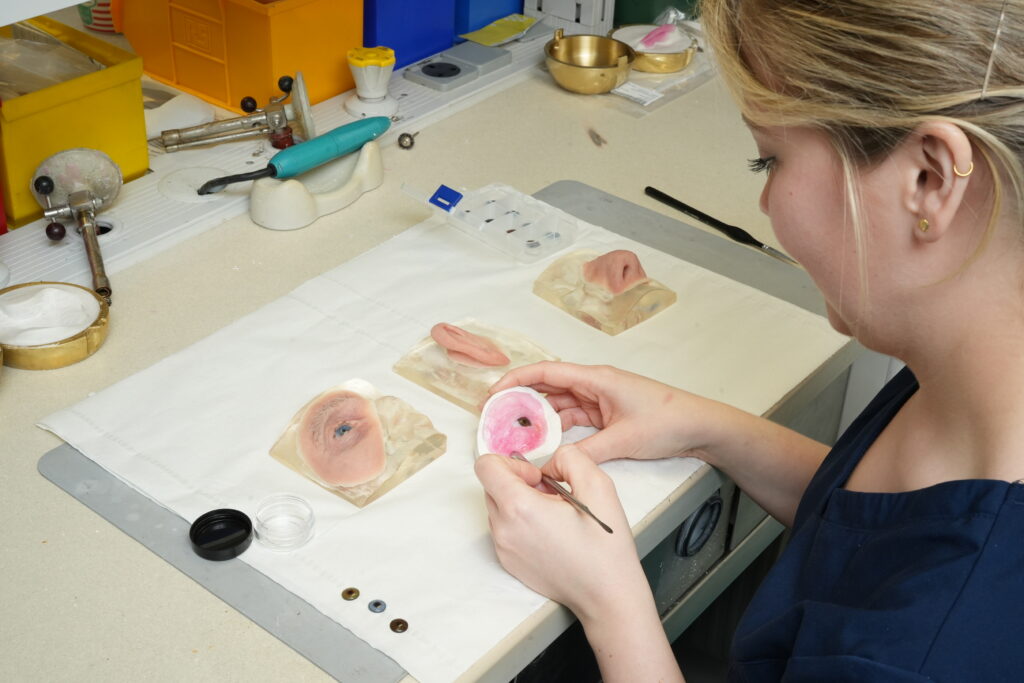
[
  {"x1": 509, "y1": 452, "x2": 614, "y2": 534},
  {"x1": 644, "y1": 186, "x2": 800, "y2": 266}
]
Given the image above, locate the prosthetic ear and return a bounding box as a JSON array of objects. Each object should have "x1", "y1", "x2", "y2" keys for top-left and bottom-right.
[{"x1": 902, "y1": 122, "x2": 974, "y2": 243}]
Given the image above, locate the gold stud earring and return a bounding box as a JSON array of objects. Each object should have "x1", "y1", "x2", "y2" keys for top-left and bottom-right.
[
  {"x1": 953, "y1": 161, "x2": 974, "y2": 177},
  {"x1": 918, "y1": 218, "x2": 930, "y2": 232}
]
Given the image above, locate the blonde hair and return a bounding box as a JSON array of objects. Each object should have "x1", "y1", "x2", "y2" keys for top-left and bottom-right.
[{"x1": 702, "y1": 0, "x2": 1024, "y2": 314}]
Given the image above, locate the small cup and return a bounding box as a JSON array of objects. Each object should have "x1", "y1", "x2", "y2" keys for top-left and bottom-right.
[{"x1": 255, "y1": 493, "x2": 315, "y2": 551}]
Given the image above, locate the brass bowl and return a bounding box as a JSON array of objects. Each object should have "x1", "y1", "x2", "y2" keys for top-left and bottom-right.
[
  {"x1": 0, "y1": 281, "x2": 110, "y2": 370},
  {"x1": 610, "y1": 25, "x2": 698, "y2": 74},
  {"x1": 544, "y1": 29, "x2": 636, "y2": 94},
  {"x1": 634, "y1": 44, "x2": 697, "y2": 73}
]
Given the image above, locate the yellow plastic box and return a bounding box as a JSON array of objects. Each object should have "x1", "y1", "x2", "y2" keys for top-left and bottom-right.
[
  {"x1": 0, "y1": 17, "x2": 148, "y2": 229},
  {"x1": 121, "y1": 0, "x2": 363, "y2": 113}
]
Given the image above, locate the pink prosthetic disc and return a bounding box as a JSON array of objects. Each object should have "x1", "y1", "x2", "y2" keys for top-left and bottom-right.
[
  {"x1": 430, "y1": 322, "x2": 510, "y2": 367},
  {"x1": 297, "y1": 390, "x2": 387, "y2": 487},
  {"x1": 476, "y1": 386, "x2": 562, "y2": 459},
  {"x1": 582, "y1": 250, "x2": 648, "y2": 294}
]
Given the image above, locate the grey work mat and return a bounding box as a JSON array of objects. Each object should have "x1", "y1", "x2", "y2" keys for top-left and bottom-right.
[{"x1": 38, "y1": 180, "x2": 815, "y2": 682}]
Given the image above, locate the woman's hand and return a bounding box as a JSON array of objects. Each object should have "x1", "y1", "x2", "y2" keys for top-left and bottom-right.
[
  {"x1": 474, "y1": 446, "x2": 648, "y2": 619},
  {"x1": 474, "y1": 446, "x2": 686, "y2": 682},
  {"x1": 489, "y1": 361, "x2": 710, "y2": 466},
  {"x1": 489, "y1": 360, "x2": 829, "y2": 526}
]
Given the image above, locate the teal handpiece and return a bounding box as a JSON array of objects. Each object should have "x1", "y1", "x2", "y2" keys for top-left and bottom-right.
[{"x1": 197, "y1": 116, "x2": 391, "y2": 195}]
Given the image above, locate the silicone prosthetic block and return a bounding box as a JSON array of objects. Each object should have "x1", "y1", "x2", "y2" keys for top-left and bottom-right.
[
  {"x1": 393, "y1": 319, "x2": 557, "y2": 414},
  {"x1": 270, "y1": 379, "x2": 446, "y2": 507},
  {"x1": 533, "y1": 249, "x2": 676, "y2": 335}
]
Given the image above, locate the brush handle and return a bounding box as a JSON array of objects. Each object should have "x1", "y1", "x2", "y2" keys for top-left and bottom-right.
[{"x1": 644, "y1": 186, "x2": 760, "y2": 247}]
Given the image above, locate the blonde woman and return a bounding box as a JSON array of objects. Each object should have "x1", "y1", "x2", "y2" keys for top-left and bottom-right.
[{"x1": 476, "y1": 1, "x2": 1024, "y2": 680}]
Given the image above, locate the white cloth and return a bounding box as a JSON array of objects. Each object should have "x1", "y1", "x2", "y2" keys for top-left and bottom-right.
[{"x1": 40, "y1": 210, "x2": 848, "y2": 682}]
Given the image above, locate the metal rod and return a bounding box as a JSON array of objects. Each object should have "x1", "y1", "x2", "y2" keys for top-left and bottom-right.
[
  {"x1": 162, "y1": 126, "x2": 270, "y2": 152},
  {"x1": 77, "y1": 211, "x2": 111, "y2": 304},
  {"x1": 161, "y1": 113, "x2": 267, "y2": 144}
]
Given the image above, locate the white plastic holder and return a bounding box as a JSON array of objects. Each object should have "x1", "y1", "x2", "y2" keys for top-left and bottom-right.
[
  {"x1": 345, "y1": 61, "x2": 399, "y2": 118},
  {"x1": 344, "y1": 92, "x2": 399, "y2": 118},
  {"x1": 404, "y1": 182, "x2": 580, "y2": 263},
  {"x1": 249, "y1": 140, "x2": 384, "y2": 231}
]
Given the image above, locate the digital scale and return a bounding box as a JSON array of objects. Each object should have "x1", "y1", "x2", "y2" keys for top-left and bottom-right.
[{"x1": 404, "y1": 41, "x2": 513, "y2": 92}]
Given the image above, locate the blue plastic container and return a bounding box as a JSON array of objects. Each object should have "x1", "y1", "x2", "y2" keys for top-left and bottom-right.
[
  {"x1": 365, "y1": 0, "x2": 457, "y2": 69},
  {"x1": 455, "y1": 0, "x2": 524, "y2": 35}
]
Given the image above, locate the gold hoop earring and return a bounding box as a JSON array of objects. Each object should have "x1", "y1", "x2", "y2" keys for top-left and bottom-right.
[
  {"x1": 953, "y1": 161, "x2": 974, "y2": 177},
  {"x1": 918, "y1": 218, "x2": 930, "y2": 232}
]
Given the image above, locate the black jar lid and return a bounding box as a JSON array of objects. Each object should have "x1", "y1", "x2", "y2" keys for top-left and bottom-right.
[{"x1": 189, "y1": 508, "x2": 253, "y2": 561}]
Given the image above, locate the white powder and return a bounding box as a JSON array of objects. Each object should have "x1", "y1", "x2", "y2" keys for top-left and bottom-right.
[{"x1": 0, "y1": 284, "x2": 101, "y2": 346}]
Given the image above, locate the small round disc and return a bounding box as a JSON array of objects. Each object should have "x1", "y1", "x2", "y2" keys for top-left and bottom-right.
[
  {"x1": 291, "y1": 71, "x2": 317, "y2": 141},
  {"x1": 31, "y1": 149, "x2": 123, "y2": 210}
]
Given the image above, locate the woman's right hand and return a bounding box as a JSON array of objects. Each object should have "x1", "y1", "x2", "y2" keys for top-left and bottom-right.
[
  {"x1": 489, "y1": 361, "x2": 712, "y2": 465},
  {"x1": 475, "y1": 442, "x2": 685, "y2": 683}
]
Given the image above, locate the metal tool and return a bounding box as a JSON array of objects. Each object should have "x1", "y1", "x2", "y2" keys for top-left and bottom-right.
[
  {"x1": 158, "y1": 73, "x2": 316, "y2": 152},
  {"x1": 509, "y1": 452, "x2": 614, "y2": 534},
  {"x1": 197, "y1": 116, "x2": 391, "y2": 195},
  {"x1": 32, "y1": 149, "x2": 122, "y2": 304},
  {"x1": 644, "y1": 186, "x2": 800, "y2": 266}
]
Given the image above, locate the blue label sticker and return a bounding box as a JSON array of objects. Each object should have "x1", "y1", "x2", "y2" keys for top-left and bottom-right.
[{"x1": 428, "y1": 185, "x2": 463, "y2": 212}]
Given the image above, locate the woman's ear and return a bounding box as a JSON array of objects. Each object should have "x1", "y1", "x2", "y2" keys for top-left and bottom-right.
[{"x1": 900, "y1": 122, "x2": 974, "y2": 243}]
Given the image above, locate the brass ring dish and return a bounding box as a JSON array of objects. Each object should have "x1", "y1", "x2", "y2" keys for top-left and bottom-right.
[
  {"x1": 609, "y1": 25, "x2": 699, "y2": 74},
  {"x1": 0, "y1": 281, "x2": 110, "y2": 370}
]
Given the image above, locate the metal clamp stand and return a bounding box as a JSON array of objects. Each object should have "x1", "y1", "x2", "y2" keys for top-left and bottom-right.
[
  {"x1": 159, "y1": 73, "x2": 317, "y2": 152},
  {"x1": 32, "y1": 149, "x2": 123, "y2": 305}
]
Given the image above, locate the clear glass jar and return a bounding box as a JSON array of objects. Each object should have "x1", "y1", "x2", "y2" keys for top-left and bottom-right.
[{"x1": 254, "y1": 493, "x2": 315, "y2": 551}]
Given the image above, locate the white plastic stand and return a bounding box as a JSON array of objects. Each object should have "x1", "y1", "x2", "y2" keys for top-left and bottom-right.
[
  {"x1": 344, "y1": 92, "x2": 398, "y2": 118},
  {"x1": 248, "y1": 140, "x2": 384, "y2": 231}
]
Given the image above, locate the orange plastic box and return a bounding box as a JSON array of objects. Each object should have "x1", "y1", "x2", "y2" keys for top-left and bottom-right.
[
  {"x1": 121, "y1": 0, "x2": 363, "y2": 113},
  {"x1": 0, "y1": 17, "x2": 148, "y2": 228}
]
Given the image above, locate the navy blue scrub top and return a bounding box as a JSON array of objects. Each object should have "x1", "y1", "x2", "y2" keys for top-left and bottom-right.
[{"x1": 729, "y1": 368, "x2": 1024, "y2": 682}]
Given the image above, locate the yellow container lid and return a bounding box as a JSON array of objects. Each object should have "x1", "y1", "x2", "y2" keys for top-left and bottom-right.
[{"x1": 347, "y1": 46, "x2": 396, "y2": 68}]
